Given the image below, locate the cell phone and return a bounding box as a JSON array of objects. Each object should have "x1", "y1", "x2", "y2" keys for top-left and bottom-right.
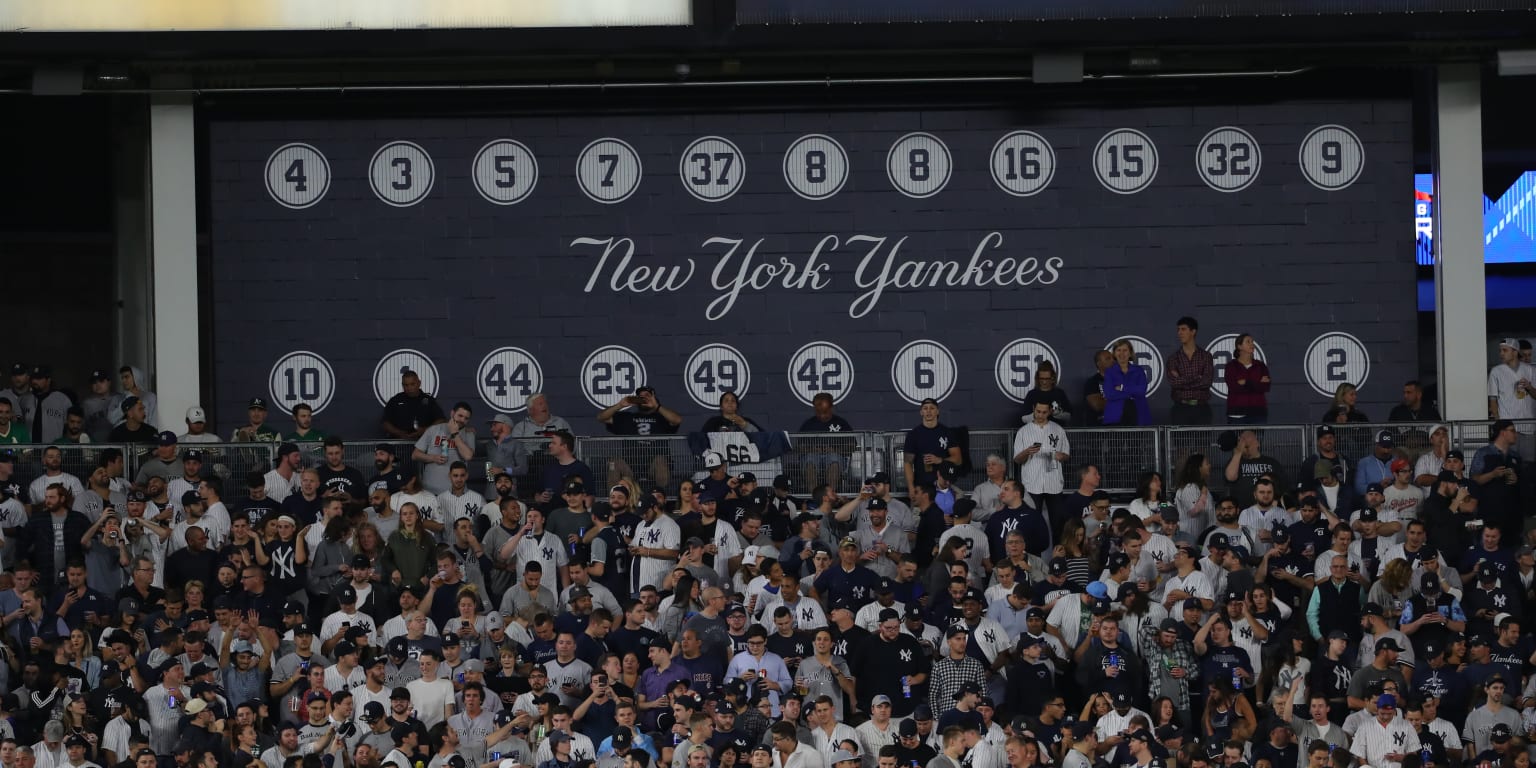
[
  {"x1": 1349, "y1": 563, "x2": 1359, "y2": 573},
  {"x1": 457, "y1": 672, "x2": 465, "y2": 684},
  {"x1": 168, "y1": 694, "x2": 178, "y2": 708},
  {"x1": 341, "y1": 622, "x2": 350, "y2": 628},
  {"x1": 1033, "y1": 442, "x2": 1042, "y2": 448},
  {"x1": 491, "y1": 753, "x2": 502, "y2": 762}
]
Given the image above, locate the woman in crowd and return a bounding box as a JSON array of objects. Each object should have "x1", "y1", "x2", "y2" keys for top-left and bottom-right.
[
  {"x1": 1104, "y1": 339, "x2": 1152, "y2": 426},
  {"x1": 382, "y1": 502, "x2": 435, "y2": 587},
  {"x1": 1322, "y1": 383, "x2": 1370, "y2": 423},
  {"x1": 701, "y1": 391, "x2": 763, "y2": 433},
  {"x1": 1224, "y1": 333, "x2": 1271, "y2": 424},
  {"x1": 1128, "y1": 470, "x2": 1168, "y2": 532},
  {"x1": 1052, "y1": 518, "x2": 1094, "y2": 587},
  {"x1": 1173, "y1": 454, "x2": 1213, "y2": 540}
]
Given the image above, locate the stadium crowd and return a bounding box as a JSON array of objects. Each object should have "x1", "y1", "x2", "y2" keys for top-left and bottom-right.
[{"x1": 0, "y1": 320, "x2": 1532, "y2": 768}]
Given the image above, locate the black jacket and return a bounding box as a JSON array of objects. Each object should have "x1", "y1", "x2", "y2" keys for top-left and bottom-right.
[{"x1": 20, "y1": 508, "x2": 93, "y2": 587}]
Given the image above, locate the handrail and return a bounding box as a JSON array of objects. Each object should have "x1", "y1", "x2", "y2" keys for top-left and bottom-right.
[{"x1": 7, "y1": 418, "x2": 1523, "y2": 501}]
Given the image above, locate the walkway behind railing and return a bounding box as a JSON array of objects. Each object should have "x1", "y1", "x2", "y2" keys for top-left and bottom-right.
[{"x1": 6, "y1": 418, "x2": 1519, "y2": 504}]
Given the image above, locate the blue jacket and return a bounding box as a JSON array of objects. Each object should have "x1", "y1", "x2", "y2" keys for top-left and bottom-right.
[{"x1": 1103, "y1": 364, "x2": 1152, "y2": 425}]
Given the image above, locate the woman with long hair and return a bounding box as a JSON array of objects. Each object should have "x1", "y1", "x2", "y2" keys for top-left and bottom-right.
[
  {"x1": 230, "y1": 722, "x2": 262, "y2": 766},
  {"x1": 619, "y1": 652, "x2": 642, "y2": 692},
  {"x1": 1116, "y1": 582, "x2": 1166, "y2": 643},
  {"x1": 1051, "y1": 518, "x2": 1093, "y2": 587},
  {"x1": 673, "y1": 479, "x2": 700, "y2": 520},
  {"x1": 1367, "y1": 558, "x2": 1415, "y2": 622},
  {"x1": 1173, "y1": 453, "x2": 1213, "y2": 539},
  {"x1": 1103, "y1": 339, "x2": 1152, "y2": 426},
  {"x1": 352, "y1": 521, "x2": 385, "y2": 566},
  {"x1": 701, "y1": 391, "x2": 763, "y2": 433},
  {"x1": 1149, "y1": 695, "x2": 1182, "y2": 732},
  {"x1": 1201, "y1": 679, "x2": 1256, "y2": 744},
  {"x1": 657, "y1": 573, "x2": 703, "y2": 641},
  {"x1": 1258, "y1": 633, "x2": 1311, "y2": 709},
  {"x1": 1128, "y1": 471, "x2": 1167, "y2": 532},
  {"x1": 63, "y1": 628, "x2": 102, "y2": 689},
  {"x1": 928, "y1": 538, "x2": 974, "y2": 596},
  {"x1": 59, "y1": 693, "x2": 100, "y2": 760},
  {"x1": 1322, "y1": 383, "x2": 1369, "y2": 423},
  {"x1": 1224, "y1": 333, "x2": 1271, "y2": 424},
  {"x1": 308, "y1": 514, "x2": 354, "y2": 611},
  {"x1": 382, "y1": 502, "x2": 435, "y2": 588},
  {"x1": 442, "y1": 586, "x2": 489, "y2": 659}
]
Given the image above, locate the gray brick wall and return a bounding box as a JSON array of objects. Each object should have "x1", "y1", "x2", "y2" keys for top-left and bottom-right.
[{"x1": 209, "y1": 95, "x2": 1415, "y2": 439}]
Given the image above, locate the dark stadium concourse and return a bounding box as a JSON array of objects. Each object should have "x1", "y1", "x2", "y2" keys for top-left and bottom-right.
[{"x1": 5, "y1": 3, "x2": 1536, "y2": 768}]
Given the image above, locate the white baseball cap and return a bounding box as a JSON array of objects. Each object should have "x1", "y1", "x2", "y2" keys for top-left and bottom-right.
[
  {"x1": 185, "y1": 406, "x2": 206, "y2": 424},
  {"x1": 1501, "y1": 338, "x2": 1521, "y2": 350},
  {"x1": 742, "y1": 545, "x2": 760, "y2": 566}
]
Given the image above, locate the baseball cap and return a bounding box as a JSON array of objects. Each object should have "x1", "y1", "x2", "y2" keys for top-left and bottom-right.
[
  {"x1": 1207, "y1": 533, "x2": 1230, "y2": 549},
  {"x1": 1437, "y1": 469, "x2": 1459, "y2": 483},
  {"x1": 1070, "y1": 721, "x2": 1095, "y2": 739},
  {"x1": 157, "y1": 430, "x2": 178, "y2": 446},
  {"x1": 612, "y1": 729, "x2": 633, "y2": 749},
  {"x1": 284, "y1": 600, "x2": 305, "y2": 615},
  {"x1": 1086, "y1": 581, "x2": 1110, "y2": 599},
  {"x1": 1501, "y1": 338, "x2": 1522, "y2": 350},
  {"x1": 741, "y1": 545, "x2": 761, "y2": 566},
  {"x1": 1492, "y1": 723, "x2": 1513, "y2": 743},
  {"x1": 1362, "y1": 602, "x2": 1384, "y2": 616},
  {"x1": 1316, "y1": 425, "x2": 1335, "y2": 438},
  {"x1": 1365, "y1": 483, "x2": 1384, "y2": 495},
  {"x1": 181, "y1": 490, "x2": 201, "y2": 507},
  {"x1": 1447, "y1": 449, "x2": 1465, "y2": 461},
  {"x1": 914, "y1": 703, "x2": 934, "y2": 721},
  {"x1": 362, "y1": 702, "x2": 386, "y2": 722},
  {"x1": 830, "y1": 750, "x2": 859, "y2": 765},
  {"x1": 276, "y1": 442, "x2": 300, "y2": 458},
  {"x1": 1112, "y1": 691, "x2": 1133, "y2": 708},
  {"x1": 1390, "y1": 458, "x2": 1410, "y2": 473},
  {"x1": 1374, "y1": 637, "x2": 1402, "y2": 653},
  {"x1": 1358, "y1": 507, "x2": 1378, "y2": 522},
  {"x1": 702, "y1": 451, "x2": 724, "y2": 469},
  {"x1": 548, "y1": 731, "x2": 572, "y2": 745},
  {"x1": 120, "y1": 395, "x2": 140, "y2": 414},
  {"x1": 185, "y1": 406, "x2": 207, "y2": 423},
  {"x1": 390, "y1": 687, "x2": 412, "y2": 700},
  {"x1": 1376, "y1": 430, "x2": 1394, "y2": 447},
  {"x1": 1421, "y1": 572, "x2": 1441, "y2": 593},
  {"x1": 1048, "y1": 559, "x2": 1068, "y2": 576},
  {"x1": 248, "y1": 397, "x2": 268, "y2": 410},
  {"x1": 867, "y1": 497, "x2": 889, "y2": 510},
  {"x1": 899, "y1": 720, "x2": 919, "y2": 737},
  {"x1": 334, "y1": 640, "x2": 358, "y2": 657},
  {"x1": 293, "y1": 623, "x2": 314, "y2": 636}
]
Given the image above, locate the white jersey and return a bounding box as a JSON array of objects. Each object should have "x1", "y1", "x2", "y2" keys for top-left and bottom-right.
[
  {"x1": 1238, "y1": 504, "x2": 1293, "y2": 556},
  {"x1": 264, "y1": 469, "x2": 298, "y2": 504},
  {"x1": 1350, "y1": 714, "x2": 1419, "y2": 768},
  {"x1": 1158, "y1": 570, "x2": 1214, "y2": 606},
  {"x1": 758, "y1": 597, "x2": 827, "y2": 632},
  {"x1": 28, "y1": 471, "x2": 84, "y2": 506},
  {"x1": 631, "y1": 514, "x2": 681, "y2": 591},
  {"x1": 1013, "y1": 421, "x2": 1070, "y2": 495},
  {"x1": 1383, "y1": 484, "x2": 1425, "y2": 523},
  {"x1": 1488, "y1": 362, "x2": 1536, "y2": 426},
  {"x1": 391, "y1": 490, "x2": 439, "y2": 528},
  {"x1": 437, "y1": 489, "x2": 488, "y2": 537}
]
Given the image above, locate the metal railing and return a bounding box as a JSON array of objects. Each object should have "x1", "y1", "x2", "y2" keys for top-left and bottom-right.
[{"x1": 2, "y1": 418, "x2": 1518, "y2": 507}]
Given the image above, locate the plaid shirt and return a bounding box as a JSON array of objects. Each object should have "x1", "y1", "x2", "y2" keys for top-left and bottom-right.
[
  {"x1": 927, "y1": 654, "x2": 988, "y2": 718},
  {"x1": 1137, "y1": 623, "x2": 1200, "y2": 712},
  {"x1": 1166, "y1": 347, "x2": 1216, "y2": 403}
]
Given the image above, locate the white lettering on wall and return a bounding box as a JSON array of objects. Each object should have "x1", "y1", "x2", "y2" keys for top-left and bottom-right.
[{"x1": 570, "y1": 232, "x2": 1064, "y2": 320}]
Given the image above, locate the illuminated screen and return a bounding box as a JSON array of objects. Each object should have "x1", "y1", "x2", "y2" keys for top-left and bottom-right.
[{"x1": 1415, "y1": 172, "x2": 1536, "y2": 264}]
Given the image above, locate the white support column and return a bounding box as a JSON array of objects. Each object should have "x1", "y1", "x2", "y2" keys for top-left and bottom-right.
[
  {"x1": 1433, "y1": 62, "x2": 1488, "y2": 422},
  {"x1": 148, "y1": 95, "x2": 200, "y2": 429}
]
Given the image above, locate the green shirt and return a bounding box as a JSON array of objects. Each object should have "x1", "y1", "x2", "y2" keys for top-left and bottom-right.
[
  {"x1": 285, "y1": 428, "x2": 329, "y2": 443},
  {"x1": 0, "y1": 422, "x2": 30, "y2": 444}
]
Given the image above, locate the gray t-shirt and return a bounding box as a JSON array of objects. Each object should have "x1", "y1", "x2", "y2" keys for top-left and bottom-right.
[
  {"x1": 1462, "y1": 705, "x2": 1522, "y2": 753},
  {"x1": 415, "y1": 424, "x2": 477, "y2": 495}
]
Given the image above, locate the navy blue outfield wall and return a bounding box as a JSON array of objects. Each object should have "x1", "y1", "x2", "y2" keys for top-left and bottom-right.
[{"x1": 208, "y1": 92, "x2": 1414, "y2": 436}]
